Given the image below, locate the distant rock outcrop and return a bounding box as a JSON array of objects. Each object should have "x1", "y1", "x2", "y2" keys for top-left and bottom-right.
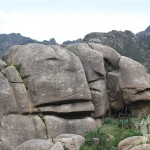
[
  {"x1": 63, "y1": 38, "x2": 83, "y2": 45},
  {"x1": 0, "y1": 34, "x2": 58, "y2": 57},
  {"x1": 0, "y1": 43, "x2": 150, "y2": 149},
  {"x1": 42, "y1": 38, "x2": 57, "y2": 45},
  {"x1": 83, "y1": 26, "x2": 150, "y2": 73},
  {"x1": 0, "y1": 33, "x2": 37, "y2": 57}
]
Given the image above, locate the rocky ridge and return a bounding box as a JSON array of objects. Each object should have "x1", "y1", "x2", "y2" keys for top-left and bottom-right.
[
  {"x1": 0, "y1": 33, "x2": 57, "y2": 57},
  {"x1": 83, "y1": 26, "x2": 150, "y2": 73}
]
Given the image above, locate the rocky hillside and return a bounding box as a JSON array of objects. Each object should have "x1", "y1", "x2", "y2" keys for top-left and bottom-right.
[
  {"x1": 0, "y1": 33, "x2": 57, "y2": 57},
  {"x1": 0, "y1": 33, "x2": 37, "y2": 57},
  {"x1": 83, "y1": 26, "x2": 150, "y2": 73}
]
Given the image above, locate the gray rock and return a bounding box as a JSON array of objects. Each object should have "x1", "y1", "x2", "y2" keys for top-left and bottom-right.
[
  {"x1": 0, "y1": 73, "x2": 18, "y2": 116},
  {"x1": 118, "y1": 136, "x2": 148, "y2": 150},
  {"x1": 0, "y1": 115, "x2": 46, "y2": 150},
  {"x1": 16, "y1": 139, "x2": 53, "y2": 150},
  {"x1": 119, "y1": 56, "x2": 150, "y2": 89},
  {"x1": 2, "y1": 45, "x2": 21, "y2": 65},
  {"x1": 0, "y1": 59, "x2": 7, "y2": 70},
  {"x1": 45, "y1": 116, "x2": 97, "y2": 137},
  {"x1": 119, "y1": 56, "x2": 150, "y2": 115},
  {"x1": 130, "y1": 144, "x2": 150, "y2": 150},
  {"x1": 87, "y1": 43, "x2": 121, "y2": 69},
  {"x1": 83, "y1": 29, "x2": 150, "y2": 73},
  {"x1": 107, "y1": 71, "x2": 124, "y2": 111},
  {"x1": 10, "y1": 83, "x2": 32, "y2": 113},
  {"x1": 107, "y1": 71, "x2": 120, "y2": 93},
  {"x1": 16, "y1": 134, "x2": 85, "y2": 150},
  {"x1": 4, "y1": 43, "x2": 91, "y2": 106},
  {"x1": 66, "y1": 43, "x2": 109, "y2": 117},
  {"x1": 50, "y1": 142, "x2": 64, "y2": 150},
  {"x1": 2, "y1": 66, "x2": 32, "y2": 113},
  {"x1": 55, "y1": 134, "x2": 85, "y2": 150},
  {"x1": 89, "y1": 80, "x2": 109, "y2": 118},
  {"x1": 66, "y1": 43, "x2": 105, "y2": 82},
  {"x1": 2, "y1": 66, "x2": 23, "y2": 83}
]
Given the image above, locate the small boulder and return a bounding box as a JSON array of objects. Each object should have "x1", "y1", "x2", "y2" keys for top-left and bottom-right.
[
  {"x1": 118, "y1": 136, "x2": 149, "y2": 150},
  {"x1": 130, "y1": 144, "x2": 150, "y2": 150},
  {"x1": 16, "y1": 139, "x2": 53, "y2": 150},
  {"x1": 50, "y1": 142, "x2": 64, "y2": 150},
  {"x1": 55, "y1": 134, "x2": 85, "y2": 150}
]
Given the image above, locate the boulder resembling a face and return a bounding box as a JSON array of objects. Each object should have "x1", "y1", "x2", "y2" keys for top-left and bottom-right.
[
  {"x1": 14, "y1": 44, "x2": 91, "y2": 104},
  {"x1": 0, "y1": 43, "x2": 97, "y2": 150},
  {"x1": 3, "y1": 44, "x2": 94, "y2": 114},
  {"x1": 1, "y1": 42, "x2": 150, "y2": 150}
]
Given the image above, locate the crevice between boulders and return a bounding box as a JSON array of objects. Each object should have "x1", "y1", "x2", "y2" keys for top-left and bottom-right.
[{"x1": 38, "y1": 113, "x2": 49, "y2": 139}]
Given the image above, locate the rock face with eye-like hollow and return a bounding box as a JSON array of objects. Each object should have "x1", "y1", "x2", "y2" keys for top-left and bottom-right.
[{"x1": 0, "y1": 43, "x2": 150, "y2": 150}]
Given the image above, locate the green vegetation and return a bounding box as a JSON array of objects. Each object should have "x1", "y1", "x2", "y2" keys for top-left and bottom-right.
[
  {"x1": 104, "y1": 59, "x2": 113, "y2": 72},
  {"x1": 80, "y1": 116, "x2": 149, "y2": 150},
  {"x1": 63, "y1": 145, "x2": 69, "y2": 150},
  {"x1": 12, "y1": 63, "x2": 30, "y2": 89},
  {"x1": 13, "y1": 63, "x2": 22, "y2": 72}
]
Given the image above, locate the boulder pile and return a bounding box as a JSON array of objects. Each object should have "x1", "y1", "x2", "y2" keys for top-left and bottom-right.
[{"x1": 0, "y1": 43, "x2": 150, "y2": 149}]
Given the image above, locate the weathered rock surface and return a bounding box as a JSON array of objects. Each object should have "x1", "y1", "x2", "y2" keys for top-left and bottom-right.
[
  {"x1": 50, "y1": 142, "x2": 64, "y2": 150},
  {"x1": 16, "y1": 134, "x2": 85, "y2": 150},
  {"x1": 0, "y1": 42, "x2": 150, "y2": 149},
  {"x1": 0, "y1": 114, "x2": 46, "y2": 150},
  {"x1": 16, "y1": 139, "x2": 53, "y2": 150},
  {"x1": 87, "y1": 43, "x2": 121, "y2": 69},
  {"x1": 66, "y1": 43, "x2": 109, "y2": 118},
  {"x1": 119, "y1": 56, "x2": 150, "y2": 115},
  {"x1": 130, "y1": 144, "x2": 150, "y2": 150},
  {"x1": 0, "y1": 59, "x2": 7, "y2": 70},
  {"x1": 54, "y1": 134, "x2": 85, "y2": 150},
  {"x1": 83, "y1": 27, "x2": 150, "y2": 73},
  {"x1": 118, "y1": 136, "x2": 148, "y2": 150},
  {"x1": 0, "y1": 73, "x2": 19, "y2": 116},
  {"x1": 2, "y1": 66, "x2": 31, "y2": 113},
  {"x1": 3, "y1": 44, "x2": 91, "y2": 106},
  {"x1": 45, "y1": 116, "x2": 97, "y2": 137},
  {"x1": 66, "y1": 43, "x2": 106, "y2": 81}
]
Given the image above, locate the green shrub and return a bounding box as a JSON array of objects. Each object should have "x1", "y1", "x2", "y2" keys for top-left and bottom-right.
[
  {"x1": 104, "y1": 118, "x2": 112, "y2": 124},
  {"x1": 81, "y1": 117, "x2": 142, "y2": 150},
  {"x1": 13, "y1": 63, "x2": 22, "y2": 72}
]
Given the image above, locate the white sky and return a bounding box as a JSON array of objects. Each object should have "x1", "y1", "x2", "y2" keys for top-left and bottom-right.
[{"x1": 0, "y1": 0, "x2": 149, "y2": 43}]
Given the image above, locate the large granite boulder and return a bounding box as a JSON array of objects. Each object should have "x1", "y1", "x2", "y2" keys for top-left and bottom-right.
[
  {"x1": 108, "y1": 56, "x2": 150, "y2": 115},
  {"x1": 3, "y1": 44, "x2": 91, "y2": 106},
  {"x1": 16, "y1": 134, "x2": 85, "y2": 150},
  {"x1": 0, "y1": 42, "x2": 150, "y2": 149},
  {"x1": 65, "y1": 43, "x2": 109, "y2": 118},
  {"x1": 0, "y1": 43, "x2": 97, "y2": 150},
  {"x1": 0, "y1": 115, "x2": 46, "y2": 150}
]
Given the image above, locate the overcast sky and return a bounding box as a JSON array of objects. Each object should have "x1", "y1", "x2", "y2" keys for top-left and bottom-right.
[{"x1": 0, "y1": 0, "x2": 149, "y2": 43}]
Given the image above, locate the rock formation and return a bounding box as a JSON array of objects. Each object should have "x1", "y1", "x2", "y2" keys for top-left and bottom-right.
[
  {"x1": 83, "y1": 26, "x2": 150, "y2": 73},
  {"x1": 0, "y1": 43, "x2": 150, "y2": 149},
  {"x1": 118, "y1": 136, "x2": 150, "y2": 150}
]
